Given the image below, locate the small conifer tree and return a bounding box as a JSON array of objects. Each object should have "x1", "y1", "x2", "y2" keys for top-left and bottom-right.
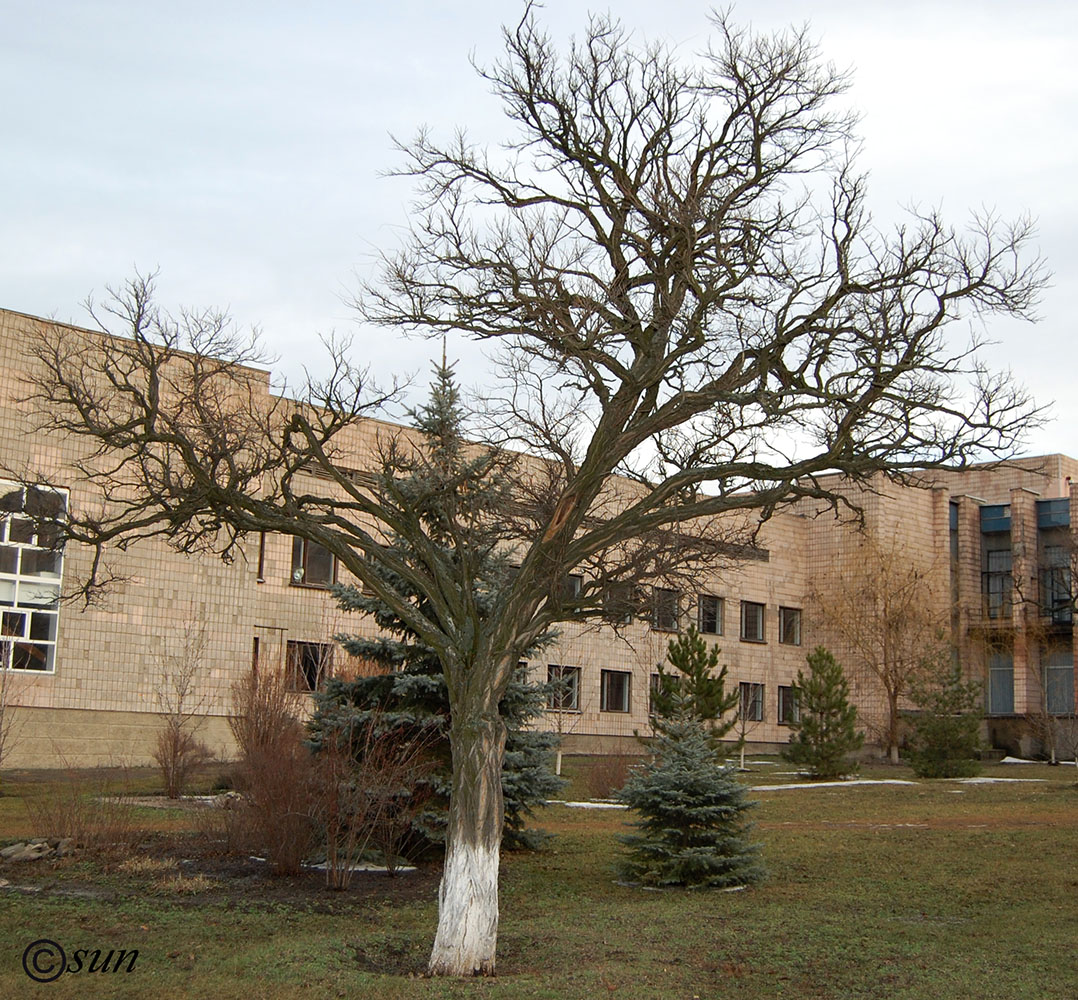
[
  {"x1": 905, "y1": 660, "x2": 982, "y2": 778},
  {"x1": 651, "y1": 626, "x2": 739, "y2": 745},
  {"x1": 782, "y1": 646, "x2": 863, "y2": 779},
  {"x1": 616, "y1": 717, "x2": 765, "y2": 888},
  {"x1": 308, "y1": 361, "x2": 564, "y2": 851}
]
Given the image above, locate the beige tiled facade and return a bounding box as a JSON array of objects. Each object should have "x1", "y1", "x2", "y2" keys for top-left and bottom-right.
[{"x1": 1, "y1": 308, "x2": 1073, "y2": 766}]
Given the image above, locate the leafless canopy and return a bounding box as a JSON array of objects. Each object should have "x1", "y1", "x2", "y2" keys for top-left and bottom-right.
[{"x1": 365, "y1": 11, "x2": 1044, "y2": 512}]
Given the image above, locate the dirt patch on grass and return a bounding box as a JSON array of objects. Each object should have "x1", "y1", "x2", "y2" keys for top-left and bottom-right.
[{"x1": 0, "y1": 831, "x2": 442, "y2": 914}]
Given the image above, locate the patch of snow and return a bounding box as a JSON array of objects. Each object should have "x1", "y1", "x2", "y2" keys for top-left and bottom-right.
[
  {"x1": 305, "y1": 860, "x2": 416, "y2": 873},
  {"x1": 949, "y1": 776, "x2": 1047, "y2": 784},
  {"x1": 999, "y1": 756, "x2": 1039, "y2": 764},
  {"x1": 550, "y1": 800, "x2": 629, "y2": 810},
  {"x1": 751, "y1": 779, "x2": 919, "y2": 791}
]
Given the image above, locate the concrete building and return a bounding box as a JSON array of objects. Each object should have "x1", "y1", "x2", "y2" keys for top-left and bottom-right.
[{"x1": 0, "y1": 307, "x2": 1074, "y2": 766}]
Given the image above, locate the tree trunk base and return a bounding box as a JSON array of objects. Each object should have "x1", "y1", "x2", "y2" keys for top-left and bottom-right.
[{"x1": 427, "y1": 839, "x2": 500, "y2": 976}]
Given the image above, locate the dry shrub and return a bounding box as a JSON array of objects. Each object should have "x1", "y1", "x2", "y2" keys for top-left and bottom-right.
[
  {"x1": 152, "y1": 623, "x2": 215, "y2": 798},
  {"x1": 312, "y1": 717, "x2": 436, "y2": 889},
  {"x1": 23, "y1": 760, "x2": 144, "y2": 854},
  {"x1": 227, "y1": 666, "x2": 318, "y2": 875},
  {"x1": 153, "y1": 722, "x2": 214, "y2": 800},
  {"x1": 585, "y1": 753, "x2": 634, "y2": 799}
]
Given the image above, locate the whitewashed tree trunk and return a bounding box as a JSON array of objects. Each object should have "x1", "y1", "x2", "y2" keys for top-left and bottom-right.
[{"x1": 428, "y1": 701, "x2": 507, "y2": 976}]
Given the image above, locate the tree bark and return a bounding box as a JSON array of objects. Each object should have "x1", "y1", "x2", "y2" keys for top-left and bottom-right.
[{"x1": 428, "y1": 702, "x2": 507, "y2": 976}]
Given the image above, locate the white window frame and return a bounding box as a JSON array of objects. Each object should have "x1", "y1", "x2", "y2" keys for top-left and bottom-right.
[
  {"x1": 0, "y1": 482, "x2": 66, "y2": 674},
  {"x1": 600, "y1": 669, "x2": 632, "y2": 713},
  {"x1": 547, "y1": 664, "x2": 581, "y2": 712}
]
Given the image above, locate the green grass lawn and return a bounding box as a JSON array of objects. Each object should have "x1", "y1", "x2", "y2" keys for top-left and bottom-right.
[{"x1": 1, "y1": 760, "x2": 1076, "y2": 998}]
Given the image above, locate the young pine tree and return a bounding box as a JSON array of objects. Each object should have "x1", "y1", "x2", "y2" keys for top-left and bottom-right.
[
  {"x1": 782, "y1": 646, "x2": 864, "y2": 780},
  {"x1": 650, "y1": 626, "x2": 739, "y2": 744},
  {"x1": 616, "y1": 717, "x2": 765, "y2": 888},
  {"x1": 308, "y1": 361, "x2": 565, "y2": 851},
  {"x1": 905, "y1": 660, "x2": 982, "y2": 778}
]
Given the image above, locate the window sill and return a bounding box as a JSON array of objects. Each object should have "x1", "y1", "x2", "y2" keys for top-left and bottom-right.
[
  {"x1": 739, "y1": 637, "x2": 767, "y2": 644},
  {"x1": 288, "y1": 581, "x2": 335, "y2": 591}
]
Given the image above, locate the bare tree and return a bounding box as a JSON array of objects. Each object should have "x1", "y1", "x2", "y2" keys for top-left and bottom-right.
[
  {"x1": 22, "y1": 10, "x2": 1046, "y2": 976},
  {"x1": 810, "y1": 534, "x2": 949, "y2": 762},
  {"x1": 152, "y1": 622, "x2": 215, "y2": 798}
]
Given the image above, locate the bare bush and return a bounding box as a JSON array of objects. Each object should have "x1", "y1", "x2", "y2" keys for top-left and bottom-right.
[
  {"x1": 227, "y1": 665, "x2": 317, "y2": 875},
  {"x1": 23, "y1": 760, "x2": 144, "y2": 854},
  {"x1": 313, "y1": 716, "x2": 436, "y2": 889},
  {"x1": 585, "y1": 754, "x2": 634, "y2": 799},
  {"x1": 152, "y1": 624, "x2": 215, "y2": 798}
]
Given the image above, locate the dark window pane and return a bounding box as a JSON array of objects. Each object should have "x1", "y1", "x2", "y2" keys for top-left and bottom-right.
[
  {"x1": 698, "y1": 594, "x2": 722, "y2": 634},
  {"x1": 0, "y1": 546, "x2": 17, "y2": 574},
  {"x1": 2, "y1": 611, "x2": 25, "y2": 637},
  {"x1": 600, "y1": 669, "x2": 631, "y2": 712},
  {"x1": 652, "y1": 588, "x2": 678, "y2": 631},
  {"x1": 11, "y1": 641, "x2": 50, "y2": 671},
  {"x1": 305, "y1": 542, "x2": 334, "y2": 586},
  {"x1": 9, "y1": 519, "x2": 34, "y2": 544},
  {"x1": 547, "y1": 665, "x2": 580, "y2": 711},
  {"x1": 29, "y1": 612, "x2": 57, "y2": 642},
  {"x1": 741, "y1": 601, "x2": 765, "y2": 642},
  {"x1": 21, "y1": 549, "x2": 61, "y2": 578},
  {"x1": 779, "y1": 607, "x2": 801, "y2": 645},
  {"x1": 24, "y1": 487, "x2": 66, "y2": 519}
]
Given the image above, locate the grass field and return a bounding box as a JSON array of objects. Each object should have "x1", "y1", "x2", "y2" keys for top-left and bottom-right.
[{"x1": 1, "y1": 759, "x2": 1076, "y2": 999}]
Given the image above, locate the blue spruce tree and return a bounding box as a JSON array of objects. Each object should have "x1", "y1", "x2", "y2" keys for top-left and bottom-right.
[{"x1": 308, "y1": 360, "x2": 564, "y2": 850}]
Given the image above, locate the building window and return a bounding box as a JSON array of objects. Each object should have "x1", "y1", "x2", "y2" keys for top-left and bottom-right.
[
  {"x1": 740, "y1": 601, "x2": 765, "y2": 642},
  {"x1": 1040, "y1": 546, "x2": 1072, "y2": 624},
  {"x1": 600, "y1": 669, "x2": 632, "y2": 713},
  {"x1": 778, "y1": 685, "x2": 800, "y2": 725},
  {"x1": 739, "y1": 682, "x2": 764, "y2": 722},
  {"x1": 286, "y1": 640, "x2": 333, "y2": 691},
  {"x1": 256, "y1": 532, "x2": 267, "y2": 582},
  {"x1": 987, "y1": 650, "x2": 1014, "y2": 715},
  {"x1": 983, "y1": 548, "x2": 1013, "y2": 619},
  {"x1": 698, "y1": 594, "x2": 723, "y2": 635},
  {"x1": 1044, "y1": 645, "x2": 1075, "y2": 715},
  {"x1": 0, "y1": 483, "x2": 66, "y2": 673},
  {"x1": 779, "y1": 607, "x2": 801, "y2": 646},
  {"x1": 547, "y1": 665, "x2": 581, "y2": 711},
  {"x1": 649, "y1": 672, "x2": 662, "y2": 715},
  {"x1": 651, "y1": 588, "x2": 679, "y2": 631},
  {"x1": 291, "y1": 536, "x2": 336, "y2": 588},
  {"x1": 559, "y1": 574, "x2": 583, "y2": 604},
  {"x1": 602, "y1": 582, "x2": 634, "y2": 624}
]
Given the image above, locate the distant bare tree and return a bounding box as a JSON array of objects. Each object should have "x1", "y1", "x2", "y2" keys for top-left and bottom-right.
[
  {"x1": 23, "y1": 9, "x2": 1045, "y2": 975},
  {"x1": 810, "y1": 536, "x2": 949, "y2": 763},
  {"x1": 152, "y1": 623, "x2": 214, "y2": 798}
]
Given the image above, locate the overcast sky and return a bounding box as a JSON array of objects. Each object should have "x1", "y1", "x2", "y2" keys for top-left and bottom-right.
[{"x1": 2, "y1": 1, "x2": 1074, "y2": 455}]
